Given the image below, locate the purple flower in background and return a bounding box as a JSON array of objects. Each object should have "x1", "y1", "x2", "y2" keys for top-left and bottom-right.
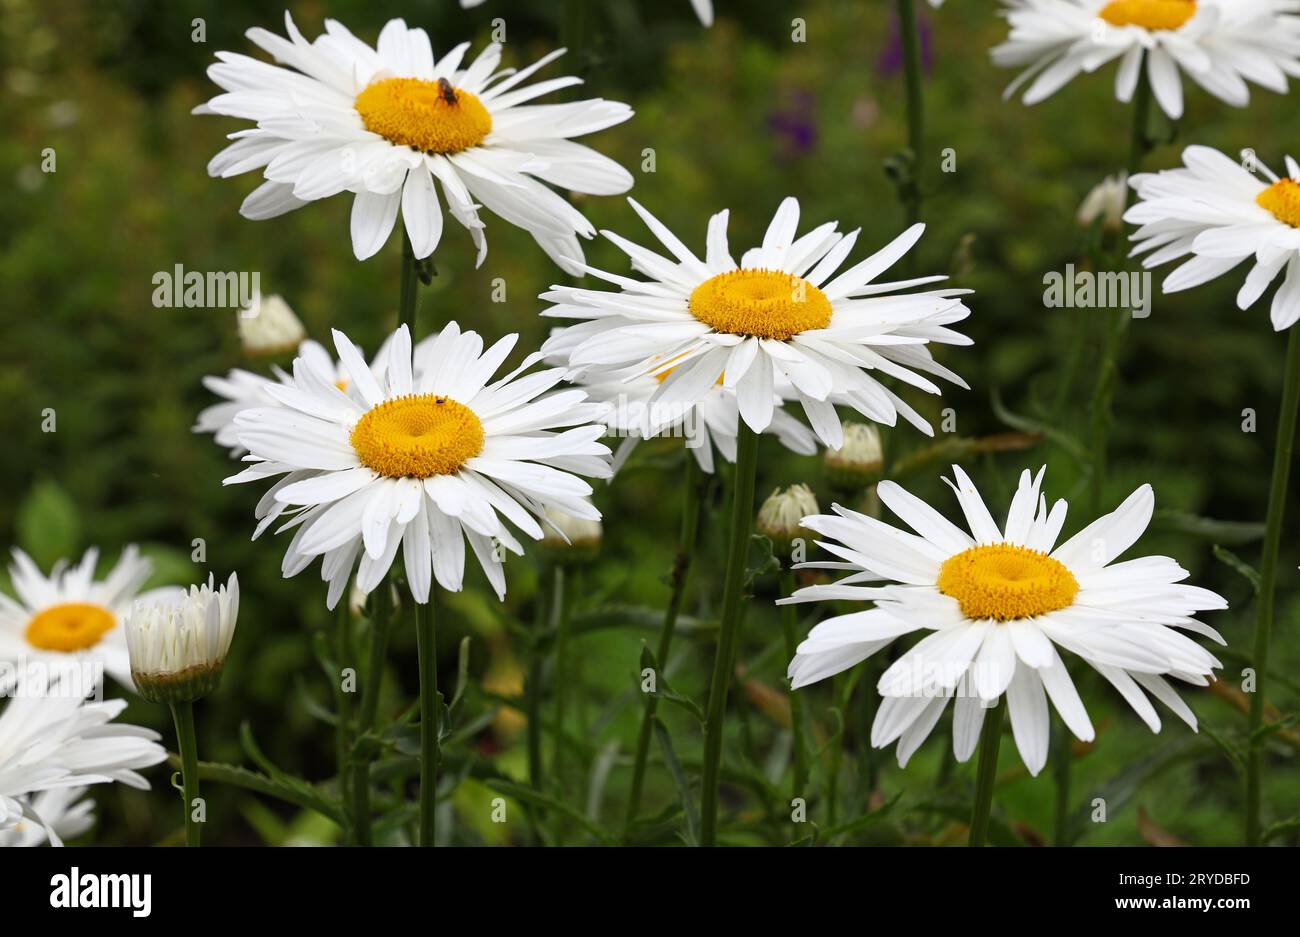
[
  {"x1": 767, "y1": 89, "x2": 818, "y2": 162},
  {"x1": 877, "y1": 9, "x2": 933, "y2": 77}
]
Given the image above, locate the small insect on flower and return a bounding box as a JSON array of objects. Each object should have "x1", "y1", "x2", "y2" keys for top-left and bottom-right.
[
  {"x1": 782, "y1": 465, "x2": 1227, "y2": 775},
  {"x1": 227, "y1": 322, "x2": 613, "y2": 607},
  {"x1": 198, "y1": 13, "x2": 634, "y2": 269}
]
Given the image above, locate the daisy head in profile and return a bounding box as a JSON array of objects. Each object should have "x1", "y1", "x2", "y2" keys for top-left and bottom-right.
[
  {"x1": 993, "y1": 1, "x2": 1300, "y2": 120},
  {"x1": 782, "y1": 465, "x2": 1226, "y2": 775},
  {"x1": 198, "y1": 13, "x2": 633, "y2": 270},
  {"x1": 0, "y1": 547, "x2": 182, "y2": 694},
  {"x1": 227, "y1": 322, "x2": 612, "y2": 607},
  {"x1": 540, "y1": 196, "x2": 972, "y2": 451},
  {"x1": 1127, "y1": 145, "x2": 1300, "y2": 330}
]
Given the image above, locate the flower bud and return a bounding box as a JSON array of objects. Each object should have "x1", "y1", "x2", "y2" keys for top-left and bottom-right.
[
  {"x1": 823, "y1": 422, "x2": 883, "y2": 490},
  {"x1": 237, "y1": 293, "x2": 305, "y2": 357},
  {"x1": 1077, "y1": 172, "x2": 1128, "y2": 234},
  {"x1": 539, "y1": 505, "x2": 602, "y2": 565},
  {"x1": 124, "y1": 574, "x2": 239, "y2": 704},
  {"x1": 757, "y1": 484, "x2": 819, "y2": 557}
]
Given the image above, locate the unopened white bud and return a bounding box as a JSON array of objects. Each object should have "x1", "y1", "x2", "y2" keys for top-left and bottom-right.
[
  {"x1": 824, "y1": 423, "x2": 883, "y2": 490},
  {"x1": 757, "y1": 484, "x2": 818, "y2": 554},
  {"x1": 124, "y1": 573, "x2": 239, "y2": 704},
  {"x1": 237, "y1": 293, "x2": 305, "y2": 357}
]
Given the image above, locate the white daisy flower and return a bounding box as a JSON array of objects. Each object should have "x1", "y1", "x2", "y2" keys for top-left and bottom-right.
[
  {"x1": 539, "y1": 197, "x2": 973, "y2": 450},
  {"x1": 0, "y1": 673, "x2": 166, "y2": 843},
  {"x1": 0, "y1": 786, "x2": 94, "y2": 847},
  {"x1": 198, "y1": 13, "x2": 634, "y2": 270},
  {"x1": 1126, "y1": 145, "x2": 1300, "y2": 329},
  {"x1": 553, "y1": 361, "x2": 819, "y2": 474},
  {"x1": 992, "y1": 0, "x2": 1300, "y2": 120},
  {"x1": 0, "y1": 547, "x2": 183, "y2": 694},
  {"x1": 196, "y1": 338, "x2": 392, "y2": 456},
  {"x1": 783, "y1": 466, "x2": 1226, "y2": 775},
  {"x1": 227, "y1": 323, "x2": 612, "y2": 607}
]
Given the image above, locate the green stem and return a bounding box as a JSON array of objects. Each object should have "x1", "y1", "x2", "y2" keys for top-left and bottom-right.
[
  {"x1": 1051, "y1": 719, "x2": 1071, "y2": 845},
  {"x1": 351, "y1": 577, "x2": 392, "y2": 846},
  {"x1": 551, "y1": 565, "x2": 569, "y2": 792},
  {"x1": 399, "y1": 232, "x2": 420, "y2": 333},
  {"x1": 624, "y1": 455, "x2": 706, "y2": 838},
  {"x1": 896, "y1": 0, "x2": 924, "y2": 229},
  {"x1": 699, "y1": 422, "x2": 760, "y2": 846},
  {"x1": 1246, "y1": 325, "x2": 1300, "y2": 844},
  {"x1": 335, "y1": 602, "x2": 354, "y2": 831},
  {"x1": 527, "y1": 572, "x2": 548, "y2": 792},
  {"x1": 416, "y1": 597, "x2": 439, "y2": 846},
  {"x1": 968, "y1": 698, "x2": 1005, "y2": 847},
  {"x1": 780, "y1": 568, "x2": 809, "y2": 805},
  {"x1": 170, "y1": 701, "x2": 201, "y2": 847}
]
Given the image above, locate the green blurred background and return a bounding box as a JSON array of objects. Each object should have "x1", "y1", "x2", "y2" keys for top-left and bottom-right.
[{"x1": 2, "y1": 0, "x2": 1297, "y2": 845}]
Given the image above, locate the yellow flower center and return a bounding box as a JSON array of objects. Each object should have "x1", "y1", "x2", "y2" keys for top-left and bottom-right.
[
  {"x1": 350, "y1": 394, "x2": 484, "y2": 478},
  {"x1": 936, "y1": 544, "x2": 1079, "y2": 622},
  {"x1": 1098, "y1": 0, "x2": 1196, "y2": 30},
  {"x1": 25, "y1": 602, "x2": 116, "y2": 652},
  {"x1": 354, "y1": 78, "x2": 492, "y2": 154},
  {"x1": 1257, "y1": 178, "x2": 1300, "y2": 229},
  {"x1": 688, "y1": 269, "x2": 832, "y2": 341}
]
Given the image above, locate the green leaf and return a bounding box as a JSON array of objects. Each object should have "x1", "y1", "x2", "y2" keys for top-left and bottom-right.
[
  {"x1": 1248, "y1": 711, "x2": 1300, "y2": 744},
  {"x1": 640, "y1": 645, "x2": 705, "y2": 723},
  {"x1": 1262, "y1": 816, "x2": 1300, "y2": 843},
  {"x1": 990, "y1": 388, "x2": 1089, "y2": 464},
  {"x1": 1212, "y1": 545, "x2": 1261, "y2": 594},
  {"x1": 1153, "y1": 510, "x2": 1265, "y2": 545},
  {"x1": 15, "y1": 479, "x2": 80, "y2": 568},
  {"x1": 483, "y1": 779, "x2": 615, "y2": 844},
  {"x1": 652, "y1": 717, "x2": 699, "y2": 846}
]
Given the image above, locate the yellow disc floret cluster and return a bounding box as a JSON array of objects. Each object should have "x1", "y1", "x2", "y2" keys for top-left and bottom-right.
[
  {"x1": 350, "y1": 394, "x2": 485, "y2": 479},
  {"x1": 1098, "y1": 0, "x2": 1197, "y2": 30},
  {"x1": 354, "y1": 78, "x2": 492, "y2": 154},
  {"x1": 936, "y1": 543, "x2": 1079, "y2": 622},
  {"x1": 26, "y1": 602, "x2": 116, "y2": 652},
  {"x1": 1257, "y1": 178, "x2": 1300, "y2": 229},
  {"x1": 688, "y1": 269, "x2": 832, "y2": 341}
]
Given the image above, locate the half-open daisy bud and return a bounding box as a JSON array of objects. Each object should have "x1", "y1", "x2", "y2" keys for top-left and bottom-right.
[
  {"x1": 124, "y1": 574, "x2": 239, "y2": 704},
  {"x1": 757, "y1": 484, "x2": 818, "y2": 558},
  {"x1": 823, "y1": 422, "x2": 883, "y2": 490},
  {"x1": 237, "y1": 293, "x2": 305, "y2": 357},
  {"x1": 540, "y1": 504, "x2": 603, "y2": 565},
  {"x1": 1077, "y1": 172, "x2": 1128, "y2": 233}
]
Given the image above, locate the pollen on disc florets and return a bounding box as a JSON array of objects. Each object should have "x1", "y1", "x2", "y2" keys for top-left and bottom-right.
[
  {"x1": 1257, "y1": 178, "x2": 1300, "y2": 229},
  {"x1": 25, "y1": 602, "x2": 116, "y2": 652},
  {"x1": 351, "y1": 394, "x2": 485, "y2": 479},
  {"x1": 936, "y1": 543, "x2": 1079, "y2": 622},
  {"x1": 1098, "y1": 0, "x2": 1197, "y2": 31},
  {"x1": 354, "y1": 78, "x2": 492, "y2": 154},
  {"x1": 688, "y1": 269, "x2": 832, "y2": 341}
]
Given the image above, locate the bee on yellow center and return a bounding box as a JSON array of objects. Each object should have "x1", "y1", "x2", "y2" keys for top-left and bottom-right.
[
  {"x1": 936, "y1": 544, "x2": 1079, "y2": 622},
  {"x1": 688, "y1": 269, "x2": 832, "y2": 341},
  {"x1": 354, "y1": 77, "x2": 492, "y2": 154},
  {"x1": 350, "y1": 394, "x2": 485, "y2": 478},
  {"x1": 1098, "y1": 0, "x2": 1197, "y2": 31}
]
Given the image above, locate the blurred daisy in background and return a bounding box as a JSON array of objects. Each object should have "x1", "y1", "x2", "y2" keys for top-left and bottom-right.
[
  {"x1": 993, "y1": 0, "x2": 1300, "y2": 120},
  {"x1": 0, "y1": 673, "x2": 166, "y2": 844},
  {"x1": 236, "y1": 292, "x2": 305, "y2": 357},
  {"x1": 0, "y1": 547, "x2": 182, "y2": 693},
  {"x1": 198, "y1": 13, "x2": 633, "y2": 269},
  {"x1": 1127, "y1": 145, "x2": 1300, "y2": 329},
  {"x1": 227, "y1": 323, "x2": 611, "y2": 606},
  {"x1": 0, "y1": 786, "x2": 94, "y2": 847},
  {"x1": 783, "y1": 466, "x2": 1226, "y2": 775},
  {"x1": 551, "y1": 359, "x2": 819, "y2": 473},
  {"x1": 540, "y1": 196, "x2": 972, "y2": 450},
  {"x1": 196, "y1": 336, "x2": 394, "y2": 456}
]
